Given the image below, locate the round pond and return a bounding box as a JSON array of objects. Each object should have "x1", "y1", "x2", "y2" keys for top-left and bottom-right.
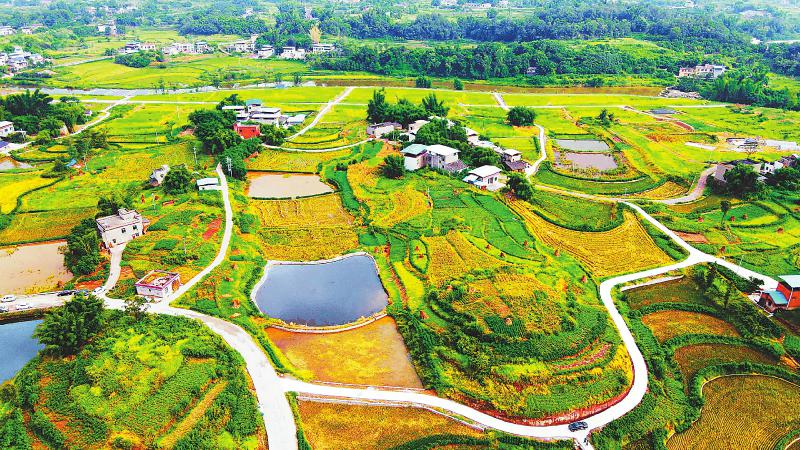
[
  {"x1": 0, "y1": 320, "x2": 43, "y2": 382},
  {"x1": 253, "y1": 254, "x2": 388, "y2": 327}
]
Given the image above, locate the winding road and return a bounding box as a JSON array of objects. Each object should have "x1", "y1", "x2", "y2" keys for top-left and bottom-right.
[{"x1": 26, "y1": 91, "x2": 780, "y2": 449}]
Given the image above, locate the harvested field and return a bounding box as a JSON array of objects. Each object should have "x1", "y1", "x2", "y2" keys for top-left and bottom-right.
[
  {"x1": 251, "y1": 194, "x2": 353, "y2": 228},
  {"x1": 247, "y1": 172, "x2": 333, "y2": 198},
  {"x1": 673, "y1": 344, "x2": 776, "y2": 383},
  {"x1": 0, "y1": 241, "x2": 73, "y2": 294},
  {"x1": 642, "y1": 310, "x2": 740, "y2": 342}
]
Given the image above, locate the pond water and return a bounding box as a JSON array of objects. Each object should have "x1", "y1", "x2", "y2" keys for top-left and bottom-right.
[
  {"x1": 0, "y1": 320, "x2": 43, "y2": 382},
  {"x1": 559, "y1": 152, "x2": 618, "y2": 171},
  {"x1": 555, "y1": 139, "x2": 610, "y2": 152},
  {"x1": 0, "y1": 242, "x2": 73, "y2": 295},
  {"x1": 247, "y1": 172, "x2": 333, "y2": 198},
  {"x1": 0, "y1": 157, "x2": 32, "y2": 171},
  {"x1": 253, "y1": 254, "x2": 389, "y2": 326}
]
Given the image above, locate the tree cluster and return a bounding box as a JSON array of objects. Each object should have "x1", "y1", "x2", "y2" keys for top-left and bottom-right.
[
  {"x1": 114, "y1": 50, "x2": 163, "y2": 68},
  {"x1": 0, "y1": 90, "x2": 88, "y2": 137},
  {"x1": 367, "y1": 90, "x2": 449, "y2": 126}
]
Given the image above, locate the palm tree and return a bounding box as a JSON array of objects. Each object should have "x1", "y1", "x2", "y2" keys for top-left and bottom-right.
[{"x1": 4, "y1": 89, "x2": 52, "y2": 117}]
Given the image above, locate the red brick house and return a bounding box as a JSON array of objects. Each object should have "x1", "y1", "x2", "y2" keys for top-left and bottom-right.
[
  {"x1": 233, "y1": 122, "x2": 261, "y2": 139},
  {"x1": 759, "y1": 275, "x2": 800, "y2": 313}
]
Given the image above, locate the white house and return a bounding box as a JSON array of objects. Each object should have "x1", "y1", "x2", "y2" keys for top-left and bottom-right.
[
  {"x1": 195, "y1": 41, "x2": 211, "y2": 53},
  {"x1": 256, "y1": 46, "x2": 274, "y2": 58},
  {"x1": 761, "y1": 160, "x2": 785, "y2": 175},
  {"x1": 311, "y1": 43, "x2": 335, "y2": 53},
  {"x1": 408, "y1": 119, "x2": 429, "y2": 135},
  {"x1": 401, "y1": 144, "x2": 428, "y2": 171},
  {"x1": 135, "y1": 270, "x2": 181, "y2": 300},
  {"x1": 284, "y1": 113, "x2": 306, "y2": 127},
  {"x1": 250, "y1": 107, "x2": 282, "y2": 125},
  {"x1": 197, "y1": 177, "x2": 220, "y2": 191},
  {"x1": 765, "y1": 140, "x2": 800, "y2": 151},
  {"x1": 139, "y1": 42, "x2": 157, "y2": 51},
  {"x1": 96, "y1": 209, "x2": 148, "y2": 248},
  {"x1": 367, "y1": 122, "x2": 401, "y2": 138},
  {"x1": 0, "y1": 26, "x2": 14, "y2": 36},
  {"x1": 279, "y1": 46, "x2": 306, "y2": 59},
  {"x1": 463, "y1": 165, "x2": 502, "y2": 190},
  {"x1": 228, "y1": 40, "x2": 255, "y2": 53},
  {"x1": 427, "y1": 144, "x2": 466, "y2": 173},
  {"x1": 149, "y1": 164, "x2": 170, "y2": 186},
  {"x1": 678, "y1": 64, "x2": 726, "y2": 78},
  {"x1": 0, "y1": 121, "x2": 14, "y2": 137}
]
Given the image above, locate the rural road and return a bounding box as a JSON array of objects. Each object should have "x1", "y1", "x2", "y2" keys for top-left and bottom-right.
[
  {"x1": 658, "y1": 165, "x2": 716, "y2": 205},
  {"x1": 286, "y1": 86, "x2": 354, "y2": 140}
]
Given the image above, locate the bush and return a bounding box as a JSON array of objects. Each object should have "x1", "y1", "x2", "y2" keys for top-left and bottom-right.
[
  {"x1": 163, "y1": 165, "x2": 193, "y2": 194},
  {"x1": 415, "y1": 76, "x2": 432, "y2": 88},
  {"x1": 507, "y1": 106, "x2": 536, "y2": 126}
]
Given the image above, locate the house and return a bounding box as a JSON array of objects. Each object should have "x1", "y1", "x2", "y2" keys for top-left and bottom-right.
[
  {"x1": 0, "y1": 121, "x2": 14, "y2": 137},
  {"x1": 727, "y1": 137, "x2": 761, "y2": 152},
  {"x1": 120, "y1": 42, "x2": 141, "y2": 54},
  {"x1": 501, "y1": 149, "x2": 530, "y2": 172},
  {"x1": 256, "y1": 46, "x2": 274, "y2": 58},
  {"x1": 525, "y1": 66, "x2": 538, "y2": 76},
  {"x1": 765, "y1": 140, "x2": 800, "y2": 151},
  {"x1": 714, "y1": 159, "x2": 762, "y2": 183},
  {"x1": 8, "y1": 57, "x2": 27, "y2": 71},
  {"x1": 249, "y1": 107, "x2": 282, "y2": 125},
  {"x1": 197, "y1": 177, "x2": 220, "y2": 191},
  {"x1": 228, "y1": 40, "x2": 255, "y2": 53},
  {"x1": 498, "y1": 0, "x2": 509, "y2": 6},
  {"x1": 245, "y1": 98, "x2": 262, "y2": 112},
  {"x1": 761, "y1": 160, "x2": 784, "y2": 175},
  {"x1": 0, "y1": 26, "x2": 14, "y2": 36},
  {"x1": 367, "y1": 122, "x2": 401, "y2": 138},
  {"x1": 139, "y1": 43, "x2": 157, "y2": 51},
  {"x1": 465, "y1": 127, "x2": 480, "y2": 144},
  {"x1": 149, "y1": 164, "x2": 170, "y2": 186},
  {"x1": 28, "y1": 54, "x2": 44, "y2": 65},
  {"x1": 401, "y1": 144, "x2": 428, "y2": 171},
  {"x1": 195, "y1": 41, "x2": 211, "y2": 53},
  {"x1": 135, "y1": 270, "x2": 181, "y2": 300},
  {"x1": 311, "y1": 43, "x2": 335, "y2": 53},
  {"x1": 678, "y1": 64, "x2": 726, "y2": 79},
  {"x1": 463, "y1": 165, "x2": 502, "y2": 190},
  {"x1": 427, "y1": 144, "x2": 466, "y2": 173},
  {"x1": 284, "y1": 114, "x2": 306, "y2": 127},
  {"x1": 96, "y1": 209, "x2": 148, "y2": 248},
  {"x1": 759, "y1": 275, "x2": 800, "y2": 313},
  {"x1": 408, "y1": 119, "x2": 429, "y2": 136},
  {"x1": 233, "y1": 122, "x2": 261, "y2": 139},
  {"x1": 162, "y1": 42, "x2": 196, "y2": 56},
  {"x1": 778, "y1": 154, "x2": 799, "y2": 169},
  {"x1": 279, "y1": 46, "x2": 306, "y2": 59}
]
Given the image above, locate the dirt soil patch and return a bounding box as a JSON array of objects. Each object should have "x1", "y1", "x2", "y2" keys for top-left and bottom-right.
[
  {"x1": 675, "y1": 231, "x2": 709, "y2": 243},
  {"x1": 247, "y1": 172, "x2": 333, "y2": 198},
  {"x1": 0, "y1": 241, "x2": 73, "y2": 294},
  {"x1": 202, "y1": 217, "x2": 221, "y2": 240}
]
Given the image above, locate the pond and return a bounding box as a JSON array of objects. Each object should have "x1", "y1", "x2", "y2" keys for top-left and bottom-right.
[
  {"x1": 555, "y1": 139, "x2": 610, "y2": 152},
  {"x1": 0, "y1": 320, "x2": 43, "y2": 382},
  {"x1": 0, "y1": 157, "x2": 32, "y2": 171},
  {"x1": 252, "y1": 254, "x2": 389, "y2": 327},
  {"x1": 0, "y1": 241, "x2": 73, "y2": 295},
  {"x1": 558, "y1": 152, "x2": 618, "y2": 171},
  {"x1": 247, "y1": 172, "x2": 333, "y2": 199}
]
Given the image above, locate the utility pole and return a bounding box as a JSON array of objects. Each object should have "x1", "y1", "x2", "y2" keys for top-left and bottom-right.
[
  {"x1": 192, "y1": 145, "x2": 198, "y2": 167},
  {"x1": 226, "y1": 156, "x2": 232, "y2": 176}
]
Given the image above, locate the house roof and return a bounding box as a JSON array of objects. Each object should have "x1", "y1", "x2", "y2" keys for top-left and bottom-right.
[
  {"x1": 96, "y1": 209, "x2": 142, "y2": 231},
  {"x1": 197, "y1": 177, "x2": 219, "y2": 186},
  {"x1": 650, "y1": 108, "x2": 676, "y2": 115},
  {"x1": 764, "y1": 290, "x2": 789, "y2": 306},
  {"x1": 502, "y1": 149, "x2": 521, "y2": 156},
  {"x1": 369, "y1": 122, "x2": 401, "y2": 129},
  {"x1": 442, "y1": 160, "x2": 468, "y2": 173},
  {"x1": 0, "y1": 141, "x2": 8, "y2": 149},
  {"x1": 0, "y1": 121, "x2": 13, "y2": 127},
  {"x1": 427, "y1": 144, "x2": 459, "y2": 156},
  {"x1": 504, "y1": 160, "x2": 530, "y2": 171},
  {"x1": 245, "y1": 99, "x2": 262, "y2": 106},
  {"x1": 469, "y1": 165, "x2": 502, "y2": 178},
  {"x1": 135, "y1": 270, "x2": 180, "y2": 288},
  {"x1": 401, "y1": 144, "x2": 428, "y2": 156},
  {"x1": 779, "y1": 275, "x2": 800, "y2": 289}
]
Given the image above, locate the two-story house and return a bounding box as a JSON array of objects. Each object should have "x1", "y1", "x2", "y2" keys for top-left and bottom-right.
[{"x1": 96, "y1": 209, "x2": 149, "y2": 248}]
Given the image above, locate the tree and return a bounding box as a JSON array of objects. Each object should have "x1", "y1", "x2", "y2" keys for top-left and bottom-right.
[
  {"x1": 722, "y1": 284, "x2": 737, "y2": 309},
  {"x1": 421, "y1": 93, "x2": 449, "y2": 117},
  {"x1": 381, "y1": 154, "x2": 405, "y2": 178},
  {"x1": 63, "y1": 218, "x2": 100, "y2": 276},
  {"x1": 367, "y1": 89, "x2": 389, "y2": 123},
  {"x1": 453, "y1": 78, "x2": 464, "y2": 90},
  {"x1": 507, "y1": 106, "x2": 536, "y2": 126},
  {"x1": 35, "y1": 293, "x2": 104, "y2": 355},
  {"x1": 506, "y1": 172, "x2": 533, "y2": 200},
  {"x1": 723, "y1": 164, "x2": 766, "y2": 199},
  {"x1": 124, "y1": 295, "x2": 150, "y2": 320},
  {"x1": 415, "y1": 76, "x2": 432, "y2": 88},
  {"x1": 293, "y1": 72, "x2": 303, "y2": 86},
  {"x1": 720, "y1": 200, "x2": 731, "y2": 225},
  {"x1": 97, "y1": 191, "x2": 134, "y2": 217},
  {"x1": 163, "y1": 165, "x2": 193, "y2": 194},
  {"x1": 260, "y1": 124, "x2": 289, "y2": 145}
]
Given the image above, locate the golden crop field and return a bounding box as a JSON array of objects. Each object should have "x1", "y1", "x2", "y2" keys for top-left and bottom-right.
[
  {"x1": 422, "y1": 231, "x2": 508, "y2": 285},
  {"x1": 250, "y1": 194, "x2": 354, "y2": 228},
  {"x1": 373, "y1": 187, "x2": 430, "y2": 227},
  {"x1": 247, "y1": 148, "x2": 351, "y2": 172},
  {"x1": 641, "y1": 310, "x2": 740, "y2": 342},
  {"x1": 0, "y1": 172, "x2": 53, "y2": 214},
  {"x1": 626, "y1": 181, "x2": 687, "y2": 200},
  {"x1": 673, "y1": 344, "x2": 777, "y2": 384},
  {"x1": 259, "y1": 227, "x2": 358, "y2": 261},
  {"x1": 511, "y1": 201, "x2": 673, "y2": 276},
  {"x1": 668, "y1": 375, "x2": 800, "y2": 450},
  {"x1": 298, "y1": 401, "x2": 485, "y2": 450}
]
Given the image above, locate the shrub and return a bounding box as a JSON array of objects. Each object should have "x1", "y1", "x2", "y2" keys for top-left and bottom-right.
[{"x1": 507, "y1": 106, "x2": 536, "y2": 126}]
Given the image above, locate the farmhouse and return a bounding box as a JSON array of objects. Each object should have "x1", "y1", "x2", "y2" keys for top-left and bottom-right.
[
  {"x1": 197, "y1": 177, "x2": 220, "y2": 191},
  {"x1": 311, "y1": 43, "x2": 335, "y2": 53},
  {"x1": 765, "y1": 140, "x2": 800, "y2": 151},
  {"x1": 678, "y1": 64, "x2": 726, "y2": 78},
  {"x1": 463, "y1": 165, "x2": 502, "y2": 190},
  {"x1": 96, "y1": 209, "x2": 149, "y2": 248},
  {"x1": 0, "y1": 26, "x2": 14, "y2": 36},
  {"x1": 162, "y1": 42, "x2": 196, "y2": 56},
  {"x1": 233, "y1": 122, "x2": 261, "y2": 139},
  {"x1": 401, "y1": 144, "x2": 428, "y2": 171},
  {"x1": 427, "y1": 144, "x2": 467, "y2": 173},
  {"x1": 256, "y1": 46, "x2": 275, "y2": 58},
  {"x1": 367, "y1": 122, "x2": 401, "y2": 138},
  {"x1": 713, "y1": 159, "x2": 762, "y2": 183},
  {"x1": 135, "y1": 270, "x2": 181, "y2": 300},
  {"x1": 195, "y1": 41, "x2": 210, "y2": 53},
  {"x1": 501, "y1": 149, "x2": 531, "y2": 172},
  {"x1": 760, "y1": 275, "x2": 800, "y2": 313},
  {"x1": 228, "y1": 40, "x2": 255, "y2": 53},
  {"x1": 149, "y1": 164, "x2": 170, "y2": 186},
  {"x1": 280, "y1": 46, "x2": 306, "y2": 59},
  {"x1": 0, "y1": 121, "x2": 15, "y2": 137}
]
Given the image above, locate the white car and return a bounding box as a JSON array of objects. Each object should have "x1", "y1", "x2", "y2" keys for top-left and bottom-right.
[
  {"x1": 16, "y1": 302, "x2": 31, "y2": 310},
  {"x1": 0, "y1": 305, "x2": 8, "y2": 313},
  {"x1": 93, "y1": 287, "x2": 105, "y2": 295},
  {"x1": 1, "y1": 294, "x2": 15, "y2": 303}
]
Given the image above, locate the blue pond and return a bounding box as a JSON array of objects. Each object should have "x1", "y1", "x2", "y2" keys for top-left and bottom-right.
[
  {"x1": 253, "y1": 254, "x2": 389, "y2": 326},
  {"x1": 0, "y1": 320, "x2": 43, "y2": 382}
]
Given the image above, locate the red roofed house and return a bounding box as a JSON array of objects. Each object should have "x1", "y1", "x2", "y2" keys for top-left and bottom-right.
[
  {"x1": 233, "y1": 122, "x2": 261, "y2": 139},
  {"x1": 760, "y1": 275, "x2": 800, "y2": 313}
]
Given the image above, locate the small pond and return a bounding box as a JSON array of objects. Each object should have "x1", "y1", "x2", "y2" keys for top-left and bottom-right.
[
  {"x1": 555, "y1": 139, "x2": 610, "y2": 152},
  {"x1": 558, "y1": 152, "x2": 618, "y2": 171},
  {"x1": 0, "y1": 320, "x2": 43, "y2": 382},
  {"x1": 0, "y1": 157, "x2": 32, "y2": 171},
  {"x1": 253, "y1": 254, "x2": 388, "y2": 327},
  {"x1": 247, "y1": 172, "x2": 333, "y2": 199}
]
